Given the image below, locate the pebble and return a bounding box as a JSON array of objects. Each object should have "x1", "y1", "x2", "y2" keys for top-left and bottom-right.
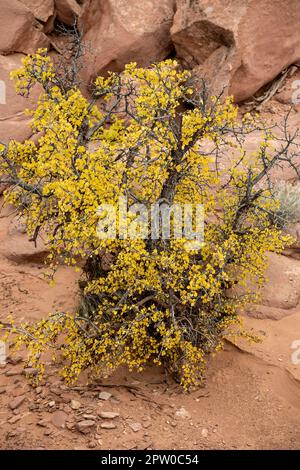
[
  {"x1": 11, "y1": 387, "x2": 27, "y2": 397},
  {"x1": 142, "y1": 415, "x2": 151, "y2": 421},
  {"x1": 51, "y1": 410, "x2": 67, "y2": 429},
  {"x1": 66, "y1": 422, "x2": 75, "y2": 430},
  {"x1": 37, "y1": 420, "x2": 48, "y2": 427},
  {"x1": 49, "y1": 386, "x2": 61, "y2": 396},
  {"x1": 100, "y1": 422, "x2": 116, "y2": 430},
  {"x1": 175, "y1": 407, "x2": 191, "y2": 419},
  {"x1": 9, "y1": 395, "x2": 26, "y2": 410},
  {"x1": 22, "y1": 368, "x2": 38, "y2": 376},
  {"x1": 99, "y1": 411, "x2": 119, "y2": 419},
  {"x1": 129, "y1": 422, "x2": 142, "y2": 432},
  {"x1": 29, "y1": 403, "x2": 39, "y2": 411},
  {"x1": 84, "y1": 408, "x2": 94, "y2": 414},
  {"x1": 83, "y1": 414, "x2": 97, "y2": 420},
  {"x1": 87, "y1": 440, "x2": 97, "y2": 449},
  {"x1": 70, "y1": 400, "x2": 81, "y2": 410},
  {"x1": 98, "y1": 391, "x2": 112, "y2": 401},
  {"x1": 48, "y1": 401, "x2": 56, "y2": 407},
  {"x1": 7, "y1": 355, "x2": 23, "y2": 365},
  {"x1": 5, "y1": 369, "x2": 22, "y2": 377},
  {"x1": 7, "y1": 415, "x2": 22, "y2": 424},
  {"x1": 76, "y1": 419, "x2": 96, "y2": 434},
  {"x1": 110, "y1": 397, "x2": 120, "y2": 404},
  {"x1": 143, "y1": 421, "x2": 152, "y2": 429},
  {"x1": 201, "y1": 428, "x2": 209, "y2": 438}
]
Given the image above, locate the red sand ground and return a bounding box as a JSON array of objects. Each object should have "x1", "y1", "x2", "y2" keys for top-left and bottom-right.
[{"x1": 0, "y1": 103, "x2": 300, "y2": 449}]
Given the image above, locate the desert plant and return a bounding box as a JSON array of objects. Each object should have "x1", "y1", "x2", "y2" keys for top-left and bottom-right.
[
  {"x1": 272, "y1": 180, "x2": 300, "y2": 228},
  {"x1": 0, "y1": 48, "x2": 299, "y2": 389}
]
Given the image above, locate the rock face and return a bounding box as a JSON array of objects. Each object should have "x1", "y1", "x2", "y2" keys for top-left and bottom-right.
[
  {"x1": 0, "y1": 54, "x2": 42, "y2": 142},
  {"x1": 0, "y1": 0, "x2": 50, "y2": 55},
  {"x1": 259, "y1": 253, "x2": 300, "y2": 311},
  {"x1": 80, "y1": 0, "x2": 176, "y2": 86},
  {"x1": 0, "y1": 0, "x2": 299, "y2": 127},
  {"x1": 244, "y1": 252, "x2": 300, "y2": 320},
  {"x1": 171, "y1": 0, "x2": 300, "y2": 102}
]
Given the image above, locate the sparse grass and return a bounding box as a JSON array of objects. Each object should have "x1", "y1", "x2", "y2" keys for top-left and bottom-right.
[{"x1": 273, "y1": 181, "x2": 300, "y2": 228}]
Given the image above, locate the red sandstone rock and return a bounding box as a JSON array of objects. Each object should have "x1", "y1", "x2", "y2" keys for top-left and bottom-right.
[
  {"x1": 79, "y1": 0, "x2": 176, "y2": 87},
  {"x1": 55, "y1": 0, "x2": 82, "y2": 26},
  {"x1": 171, "y1": 0, "x2": 300, "y2": 102},
  {"x1": 20, "y1": 0, "x2": 55, "y2": 23},
  {"x1": 0, "y1": 0, "x2": 49, "y2": 54}
]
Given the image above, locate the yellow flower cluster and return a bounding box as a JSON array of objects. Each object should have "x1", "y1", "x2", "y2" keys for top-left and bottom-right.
[{"x1": 0, "y1": 54, "x2": 293, "y2": 390}]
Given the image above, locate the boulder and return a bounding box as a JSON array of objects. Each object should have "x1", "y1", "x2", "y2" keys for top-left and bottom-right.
[
  {"x1": 0, "y1": 0, "x2": 50, "y2": 54},
  {"x1": 231, "y1": 251, "x2": 300, "y2": 319},
  {"x1": 275, "y1": 68, "x2": 300, "y2": 108},
  {"x1": 255, "y1": 252, "x2": 300, "y2": 311},
  {"x1": 171, "y1": 0, "x2": 300, "y2": 102},
  {"x1": 80, "y1": 0, "x2": 176, "y2": 87},
  {"x1": 55, "y1": 0, "x2": 83, "y2": 25},
  {"x1": 171, "y1": 0, "x2": 240, "y2": 68},
  {"x1": 286, "y1": 222, "x2": 300, "y2": 249},
  {"x1": 19, "y1": 0, "x2": 55, "y2": 23},
  {"x1": 244, "y1": 304, "x2": 297, "y2": 321}
]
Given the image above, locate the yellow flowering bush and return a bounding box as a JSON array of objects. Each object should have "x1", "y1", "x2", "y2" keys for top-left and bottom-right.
[{"x1": 0, "y1": 49, "x2": 299, "y2": 389}]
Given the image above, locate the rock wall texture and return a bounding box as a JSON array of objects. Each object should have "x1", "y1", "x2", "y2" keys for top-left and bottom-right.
[
  {"x1": 0, "y1": 0, "x2": 300, "y2": 141},
  {"x1": 172, "y1": 0, "x2": 300, "y2": 101}
]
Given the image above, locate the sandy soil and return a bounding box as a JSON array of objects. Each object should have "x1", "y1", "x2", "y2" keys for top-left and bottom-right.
[{"x1": 0, "y1": 103, "x2": 300, "y2": 450}]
